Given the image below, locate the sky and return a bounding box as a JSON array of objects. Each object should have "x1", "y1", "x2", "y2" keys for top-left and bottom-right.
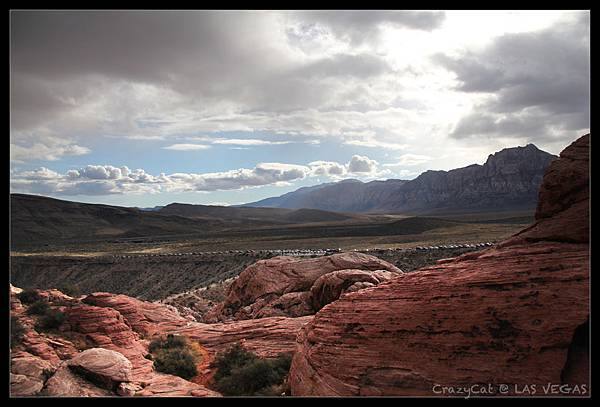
[{"x1": 10, "y1": 10, "x2": 590, "y2": 207}]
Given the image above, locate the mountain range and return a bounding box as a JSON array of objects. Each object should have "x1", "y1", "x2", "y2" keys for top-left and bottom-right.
[
  {"x1": 10, "y1": 143, "x2": 556, "y2": 248},
  {"x1": 243, "y1": 144, "x2": 557, "y2": 214}
]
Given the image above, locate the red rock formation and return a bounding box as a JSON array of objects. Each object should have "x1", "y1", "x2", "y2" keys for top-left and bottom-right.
[
  {"x1": 67, "y1": 348, "x2": 134, "y2": 386},
  {"x1": 171, "y1": 316, "x2": 313, "y2": 358},
  {"x1": 10, "y1": 352, "x2": 56, "y2": 396},
  {"x1": 135, "y1": 373, "x2": 221, "y2": 397},
  {"x1": 20, "y1": 329, "x2": 63, "y2": 367},
  {"x1": 506, "y1": 133, "x2": 589, "y2": 245},
  {"x1": 43, "y1": 364, "x2": 113, "y2": 397},
  {"x1": 207, "y1": 252, "x2": 402, "y2": 321},
  {"x1": 65, "y1": 303, "x2": 154, "y2": 379},
  {"x1": 289, "y1": 134, "x2": 590, "y2": 396},
  {"x1": 11, "y1": 285, "x2": 309, "y2": 397},
  {"x1": 10, "y1": 284, "x2": 23, "y2": 312},
  {"x1": 83, "y1": 292, "x2": 190, "y2": 336},
  {"x1": 309, "y1": 269, "x2": 397, "y2": 312}
]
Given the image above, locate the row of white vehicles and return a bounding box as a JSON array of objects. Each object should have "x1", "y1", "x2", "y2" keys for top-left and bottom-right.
[{"x1": 112, "y1": 243, "x2": 495, "y2": 259}]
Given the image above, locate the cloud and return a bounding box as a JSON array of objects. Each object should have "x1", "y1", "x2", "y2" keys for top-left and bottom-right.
[
  {"x1": 10, "y1": 137, "x2": 90, "y2": 163},
  {"x1": 348, "y1": 155, "x2": 379, "y2": 173},
  {"x1": 344, "y1": 139, "x2": 408, "y2": 150},
  {"x1": 288, "y1": 11, "x2": 446, "y2": 45},
  {"x1": 308, "y1": 161, "x2": 347, "y2": 177},
  {"x1": 210, "y1": 138, "x2": 292, "y2": 146},
  {"x1": 11, "y1": 154, "x2": 385, "y2": 196},
  {"x1": 162, "y1": 144, "x2": 211, "y2": 151},
  {"x1": 10, "y1": 10, "x2": 406, "y2": 157},
  {"x1": 9, "y1": 10, "x2": 588, "y2": 181},
  {"x1": 384, "y1": 154, "x2": 432, "y2": 166},
  {"x1": 435, "y1": 12, "x2": 589, "y2": 142}
]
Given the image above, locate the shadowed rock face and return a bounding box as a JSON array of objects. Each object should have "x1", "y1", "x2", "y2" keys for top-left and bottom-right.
[
  {"x1": 289, "y1": 134, "x2": 590, "y2": 396},
  {"x1": 505, "y1": 134, "x2": 589, "y2": 245},
  {"x1": 204, "y1": 252, "x2": 403, "y2": 322}
]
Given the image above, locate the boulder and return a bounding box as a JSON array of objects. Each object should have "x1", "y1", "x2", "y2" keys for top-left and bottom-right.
[
  {"x1": 65, "y1": 303, "x2": 153, "y2": 379},
  {"x1": 207, "y1": 252, "x2": 402, "y2": 321},
  {"x1": 309, "y1": 269, "x2": 397, "y2": 312},
  {"x1": 289, "y1": 134, "x2": 590, "y2": 396},
  {"x1": 43, "y1": 363, "x2": 113, "y2": 397},
  {"x1": 67, "y1": 348, "x2": 133, "y2": 388}
]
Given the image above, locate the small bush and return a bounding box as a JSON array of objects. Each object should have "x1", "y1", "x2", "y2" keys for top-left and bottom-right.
[
  {"x1": 149, "y1": 334, "x2": 188, "y2": 353},
  {"x1": 27, "y1": 300, "x2": 50, "y2": 315},
  {"x1": 153, "y1": 347, "x2": 198, "y2": 380},
  {"x1": 211, "y1": 343, "x2": 292, "y2": 396},
  {"x1": 58, "y1": 283, "x2": 80, "y2": 297},
  {"x1": 11, "y1": 316, "x2": 25, "y2": 348},
  {"x1": 211, "y1": 342, "x2": 258, "y2": 379},
  {"x1": 148, "y1": 334, "x2": 199, "y2": 380},
  {"x1": 18, "y1": 289, "x2": 42, "y2": 305},
  {"x1": 35, "y1": 309, "x2": 65, "y2": 331}
]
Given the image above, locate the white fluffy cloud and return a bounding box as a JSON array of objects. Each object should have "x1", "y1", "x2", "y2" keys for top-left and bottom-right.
[
  {"x1": 11, "y1": 155, "x2": 386, "y2": 196},
  {"x1": 308, "y1": 161, "x2": 347, "y2": 177},
  {"x1": 348, "y1": 155, "x2": 378, "y2": 173}
]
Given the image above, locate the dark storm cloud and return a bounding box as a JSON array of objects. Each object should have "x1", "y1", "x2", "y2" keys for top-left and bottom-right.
[
  {"x1": 11, "y1": 10, "x2": 246, "y2": 81},
  {"x1": 10, "y1": 10, "x2": 402, "y2": 133},
  {"x1": 435, "y1": 13, "x2": 589, "y2": 141}
]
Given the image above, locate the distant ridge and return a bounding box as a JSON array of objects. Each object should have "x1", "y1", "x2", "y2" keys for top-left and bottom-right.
[
  {"x1": 243, "y1": 144, "x2": 557, "y2": 214},
  {"x1": 9, "y1": 194, "x2": 356, "y2": 248}
]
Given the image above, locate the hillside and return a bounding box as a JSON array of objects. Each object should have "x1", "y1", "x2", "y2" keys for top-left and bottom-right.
[
  {"x1": 158, "y1": 203, "x2": 353, "y2": 224},
  {"x1": 9, "y1": 194, "x2": 225, "y2": 248},
  {"x1": 243, "y1": 144, "x2": 557, "y2": 214},
  {"x1": 9, "y1": 194, "x2": 356, "y2": 249}
]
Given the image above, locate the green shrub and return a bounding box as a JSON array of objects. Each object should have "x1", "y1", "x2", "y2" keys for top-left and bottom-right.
[
  {"x1": 35, "y1": 309, "x2": 65, "y2": 331},
  {"x1": 148, "y1": 334, "x2": 199, "y2": 380},
  {"x1": 153, "y1": 347, "x2": 198, "y2": 380},
  {"x1": 211, "y1": 342, "x2": 258, "y2": 380},
  {"x1": 27, "y1": 300, "x2": 50, "y2": 315},
  {"x1": 18, "y1": 289, "x2": 42, "y2": 305},
  {"x1": 11, "y1": 316, "x2": 25, "y2": 348},
  {"x1": 149, "y1": 333, "x2": 189, "y2": 353},
  {"x1": 211, "y1": 343, "x2": 292, "y2": 396},
  {"x1": 58, "y1": 283, "x2": 80, "y2": 297}
]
